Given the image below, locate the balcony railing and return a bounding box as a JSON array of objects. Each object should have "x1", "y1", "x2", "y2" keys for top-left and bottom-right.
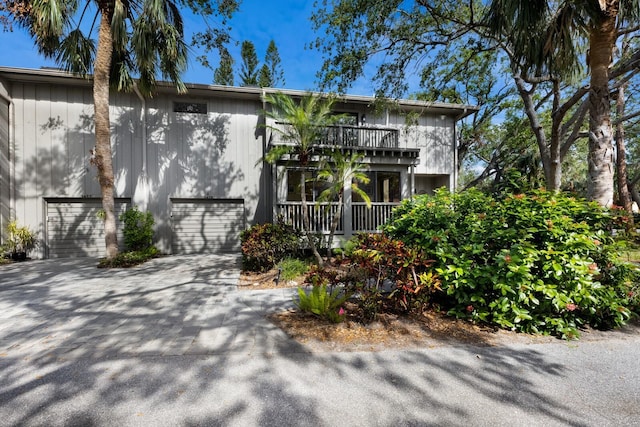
[
  {"x1": 276, "y1": 201, "x2": 400, "y2": 235},
  {"x1": 277, "y1": 202, "x2": 343, "y2": 233},
  {"x1": 273, "y1": 124, "x2": 399, "y2": 149},
  {"x1": 352, "y1": 202, "x2": 399, "y2": 232}
]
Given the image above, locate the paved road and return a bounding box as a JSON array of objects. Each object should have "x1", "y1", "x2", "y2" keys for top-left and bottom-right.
[{"x1": 1, "y1": 255, "x2": 639, "y2": 426}]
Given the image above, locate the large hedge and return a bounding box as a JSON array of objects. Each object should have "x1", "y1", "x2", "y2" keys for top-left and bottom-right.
[{"x1": 382, "y1": 189, "x2": 636, "y2": 338}]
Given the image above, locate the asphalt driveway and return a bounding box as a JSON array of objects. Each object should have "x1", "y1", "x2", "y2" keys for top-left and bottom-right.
[{"x1": 1, "y1": 255, "x2": 639, "y2": 426}]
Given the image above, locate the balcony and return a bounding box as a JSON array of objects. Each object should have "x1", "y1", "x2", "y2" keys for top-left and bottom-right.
[{"x1": 273, "y1": 123, "x2": 400, "y2": 150}]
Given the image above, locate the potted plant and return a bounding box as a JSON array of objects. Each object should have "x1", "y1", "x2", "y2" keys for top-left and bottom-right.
[{"x1": 3, "y1": 220, "x2": 37, "y2": 261}]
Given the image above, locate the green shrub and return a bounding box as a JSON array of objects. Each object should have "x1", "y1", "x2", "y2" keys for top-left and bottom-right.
[
  {"x1": 296, "y1": 284, "x2": 349, "y2": 323},
  {"x1": 342, "y1": 234, "x2": 362, "y2": 258},
  {"x1": 120, "y1": 207, "x2": 155, "y2": 251},
  {"x1": 382, "y1": 188, "x2": 632, "y2": 338},
  {"x1": 98, "y1": 247, "x2": 159, "y2": 268},
  {"x1": 350, "y1": 233, "x2": 440, "y2": 317},
  {"x1": 278, "y1": 257, "x2": 310, "y2": 281},
  {"x1": 240, "y1": 221, "x2": 302, "y2": 272},
  {"x1": 3, "y1": 220, "x2": 38, "y2": 256}
]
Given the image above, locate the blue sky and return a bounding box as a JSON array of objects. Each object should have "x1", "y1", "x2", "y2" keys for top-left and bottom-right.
[{"x1": 0, "y1": 0, "x2": 380, "y2": 96}]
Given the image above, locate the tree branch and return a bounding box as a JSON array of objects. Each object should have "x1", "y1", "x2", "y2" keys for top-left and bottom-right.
[
  {"x1": 553, "y1": 85, "x2": 589, "y2": 120},
  {"x1": 560, "y1": 100, "x2": 588, "y2": 159},
  {"x1": 614, "y1": 109, "x2": 640, "y2": 125}
]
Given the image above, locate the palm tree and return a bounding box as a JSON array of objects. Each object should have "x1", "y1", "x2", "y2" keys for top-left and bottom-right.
[
  {"x1": 317, "y1": 150, "x2": 371, "y2": 262},
  {"x1": 263, "y1": 92, "x2": 341, "y2": 267},
  {"x1": 484, "y1": 0, "x2": 640, "y2": 206},
  {"x1": 8, "y1": 0, "x2": 236, "y2": 259}
]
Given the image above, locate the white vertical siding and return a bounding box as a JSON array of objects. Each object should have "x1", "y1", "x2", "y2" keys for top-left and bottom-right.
[
  {"x1": 9, "y1": 83, "x2": 270, "y2": 256},
  {"x1": 5, "y1": 73, "x2": 464, "y2": 257},
  {"x1": 405, "y1": 114, "x2": 454, "y2": 175},
  {"x1": 66, "y1": 86, "x2": 91, "y2": 196},
  {"x1": 0, "y1": 95, "x2": 8, "y2": 239}
]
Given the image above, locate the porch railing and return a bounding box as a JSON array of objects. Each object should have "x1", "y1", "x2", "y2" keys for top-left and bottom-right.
[
  {"x1": 277, "y1": 202, "x2": 343, "y2": 233},
  {"x1": 274, "y1": 124, "x2": 399, "y2": 149},
  {"x1": 276, "y1": 201, "x2": 400, "y2": 235},
  {"x1": 352, "y1": 202, "x2": 399, "y2": 232}
]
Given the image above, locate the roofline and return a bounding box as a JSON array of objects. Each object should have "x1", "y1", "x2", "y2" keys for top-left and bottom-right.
[{"x1": 0, "y1": 66, "x2": 479, "y2": 119}]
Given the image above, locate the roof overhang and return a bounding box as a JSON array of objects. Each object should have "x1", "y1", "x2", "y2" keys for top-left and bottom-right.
[{"x1": 0, "y1": 66, "x2": 479, "y2": 119}]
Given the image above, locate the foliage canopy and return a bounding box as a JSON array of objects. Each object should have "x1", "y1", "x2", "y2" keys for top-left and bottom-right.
[{"x1": 382, "y1": 189, "x2": 636, "y2": 338}]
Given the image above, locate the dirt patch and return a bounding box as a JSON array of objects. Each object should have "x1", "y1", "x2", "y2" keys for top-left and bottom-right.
[
  {"x1": 237, "y1": 268, "x2": 305, "y2": 290},
  {"x1": 270, "y1": 308, "x2": 640, "y2": 352},
  {"x1": 268, "y1": 306, "x2": 565, "y2": 352},
  {"x1": 240, "y1": 269, "x2": 640, "y2": 352}
]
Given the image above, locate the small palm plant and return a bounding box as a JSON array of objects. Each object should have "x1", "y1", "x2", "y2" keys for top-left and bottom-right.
[
  {"x1": 3, "y1": 220, "x2": 37, "y2": 261},
  {"x1": 263, "y1": 92, "x2": 343, "y2": 267},
  {"x1": 317, "y1": 150, "x2": 371, "y2": 262}
]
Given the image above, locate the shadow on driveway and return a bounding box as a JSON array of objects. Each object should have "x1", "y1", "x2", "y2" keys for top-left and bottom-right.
[{"x1": 0, "y1": 256, "x2": 638, "y2": 426}]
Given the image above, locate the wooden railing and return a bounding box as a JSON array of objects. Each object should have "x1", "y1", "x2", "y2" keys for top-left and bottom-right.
[
  {"x1": 277, "y1": 202, "x2": 343, "y2": 233},
  {"x1": 276, "y1": 201, "x2": 400, "y2": 235},
  {"x1": 352, "y1": 202, "x2": 399, "y2": 232},
  {"x1": 274, "y1": 124, "x2": 399, "y2": 149}
]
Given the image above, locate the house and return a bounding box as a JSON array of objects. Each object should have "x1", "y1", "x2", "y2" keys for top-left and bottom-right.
[{"x1": 0, "y1": 66, "x2": 476, "y2": 259}]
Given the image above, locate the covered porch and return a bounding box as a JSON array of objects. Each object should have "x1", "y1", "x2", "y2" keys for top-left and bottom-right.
[{"x1": 273, "y1": 159, "x2": 417, "y2": 244}]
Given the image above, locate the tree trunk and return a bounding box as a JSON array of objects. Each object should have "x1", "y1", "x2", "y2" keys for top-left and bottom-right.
[
  {"x1": 513, "y1": 75, "x2": 562, "y2": 191},
  {"x1": 615, "y1": 85, "x2": 633, "y2": 225},
  {"x1": 628, "y1": 180, "x2": 640, "y2": 207},
  {"x1": 93, "y1": 9, "x2": 118, "y2": 259},
  {"x1": 587, "y1": 5, "x2": 618, "y2": 206},
  {"x1": 300, "y1": 170, "x2": 324, "y2": 267},
  {"x1": 325, "y1": 192, "x2": 343, "y2": 263}
]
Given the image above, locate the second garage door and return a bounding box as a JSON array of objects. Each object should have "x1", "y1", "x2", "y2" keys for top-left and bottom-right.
[{"x1": 171, "y1": 199, "x2": 244, "y2": 254}]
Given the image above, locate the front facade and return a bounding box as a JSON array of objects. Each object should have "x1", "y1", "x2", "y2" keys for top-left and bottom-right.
[{"x1": 0, "y1": 66, "x2": 475, "y2": 258}]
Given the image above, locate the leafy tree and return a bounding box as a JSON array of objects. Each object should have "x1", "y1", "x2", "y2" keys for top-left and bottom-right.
[
  {"x1": 310, "y1": 1, "x2": 640, "y2": 203},
  {"x1": 612, "y1": 35, "x2": 639, "y2": 220},
  {"x1": 484, "y1": 0, "x2": 640, "y2": 206},
  {"x1": 264, "y1": 39, "x2": 284, "y2": 87},
  {"x1": 240, "y1": 40, "x2": 259, "y2": 86},
  {"x1": 0, "y1": 0, "x2": 27, "y2": 30},
  {"x1": 257, "y1": 40, "x2": 285, "y2": 87},
  {"x1": 263, "y1": 92, "x2": 341, "y2": 267},
  {"x1": 317, "y1": 150, "x2": 371, "y2": 261},
  {"x1": 310, "y1": 1, "x2": 587, "y2": 192},
  {"x1": 213, "y1": 47, "x2": 234, "y2": 86},
  {"x1": 191, "y1": 14, "x2": 233, "y2": 77},
  {"x1": 258, "y1": 64, "x2": 272, "y2": 88},
  {"x1": 462, "y1": 109, "x2": 544, "y2": 193},
  {"x1": 3, "y1": 0, "x2": 237, "y2": 259},
  {"x1": 416, "y1": 43, "x2": 515, "y2": 175}
]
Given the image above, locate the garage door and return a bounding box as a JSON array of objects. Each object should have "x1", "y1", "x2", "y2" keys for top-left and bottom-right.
[
  {"x1": 46, "y1": 199, "x2": 129, "y2": 258},
  {"x1": 171, "y1": 199, "x2": 244, "y2": 254}
]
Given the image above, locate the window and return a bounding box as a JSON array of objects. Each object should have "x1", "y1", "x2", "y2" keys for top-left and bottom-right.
[
  {"x1": 173, "y1": 102, "x2": 207, "y2": 114},
  {"x1": 353, "y1": 171, "x2": 401, "y2": 203},
  {"x1": 286, "y1": 169, "x2": 401, "y2": 203},
  {"x1": 377, "y1": 172, "x2": 401, "y2": 202},
  {"x1": 333, "y1": 112, "x2": 358, "y2": 125},
  {"x1": 286, "y1": 170, "x2": 331, "y2": 202}
]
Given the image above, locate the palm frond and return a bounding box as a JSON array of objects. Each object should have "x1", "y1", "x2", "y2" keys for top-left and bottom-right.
[
  {"x1": 29, "y1": 0, "x2": 78, "y2": 57},
  {"x1": 31, "y1": 0, "x2": 72, "y2": 39},
  {"x1": 55, "y1": 28, "x2": 95, "y2": 76},
  {"x1": 620, "y1": 0, "x2": 640, "y2": 21},
  {"x1": 264, "y1": 144, "x2": 295, "y2": 165},
  {"x1": 110, "y1": 51, "x2": 135, "y2": 92},
  {"x1": 483, "y1": 0, "x2": 587, "y2": 78},
  {"x1": 111, "y1": 0, "x2": 129, "y2": 53}
]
